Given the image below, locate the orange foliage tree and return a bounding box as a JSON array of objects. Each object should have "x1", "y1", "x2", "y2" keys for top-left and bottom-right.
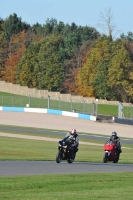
[
  {"x1": 67, "y1": 44, "x2": 92, "y2": 95},
  {"x1": 3, "y1": 30, "x2": 41, "y2": 83},
  {"x1": 63, "y1": 42, "x2": 91, "y2": 94},
  {"x1": 4, "y1": 31, "x2": 26, "y2": 83}
]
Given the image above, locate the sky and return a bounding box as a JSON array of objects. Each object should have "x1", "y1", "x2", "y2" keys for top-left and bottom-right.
[{"x1": 0, "y1": 0, "x2": 133, "y2": 37}]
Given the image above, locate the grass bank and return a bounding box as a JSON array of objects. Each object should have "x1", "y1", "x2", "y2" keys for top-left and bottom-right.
[
  {"x1": 0, "y1": 173, "x2": 133, "y2": 200},
  {"x1": 0, "y1": 136, "x2": 132, "y2": 163}
]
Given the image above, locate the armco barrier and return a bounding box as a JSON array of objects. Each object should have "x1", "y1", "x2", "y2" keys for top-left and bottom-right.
[
  {"x1": 114, "y1": 118, "x2": 133, "y2": 126},
  {"x1": 0, "y1": 106, "x2": 96, "y2": 121}
]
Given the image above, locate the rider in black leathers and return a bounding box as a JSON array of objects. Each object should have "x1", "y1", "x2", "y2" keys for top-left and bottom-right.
[
  {"x1": 110, "y1": 131, "x2": 122, "y2": 154},
  {"x1": 61, "y1": 128, "x2": 79, "y2": 153}
]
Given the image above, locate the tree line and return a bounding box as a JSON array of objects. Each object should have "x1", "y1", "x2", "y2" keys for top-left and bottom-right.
[{"x1": 0, "y1": 13, "x2": 133, "y2": 102}]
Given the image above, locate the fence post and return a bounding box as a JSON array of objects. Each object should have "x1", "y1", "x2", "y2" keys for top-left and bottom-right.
[
  {"x1": 83, "y1": 100, "x2": 85, "y2": 114},
  {"x1": 48, "y1": 95, "x2": 50, "y2": 109},
  {"x1": 118, "y1": 102, "x2": 124, "y2": 119},
  {"x1": 129, "y1": 103, "x2": 133, "y2": 120},
  {"x1": 70, "y1": 99, "x2": 72, "y2": 112},
  {"x1": 2, "y1": 95, "x2": 3, "y2": 106},
  {"x1": 59, "y1": 97, "x2": 61, "y2": 110},
  {"x1": 29, "y1": 95, "x2": 31, "y2": 107},
  {"x1": 12, "y1": 94, "x2": 13, "y2": 106},
  {"x1": 93, "y1": 102, "x2": 98, "y2": 117}
]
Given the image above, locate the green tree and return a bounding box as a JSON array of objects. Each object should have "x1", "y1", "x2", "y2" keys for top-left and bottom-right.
[
  {"x1": 75, "y1": 37, "x2": 112, "y2": 97},
  {"x1": 92, "y1": 61, "x2": 114, "y2": 99},
  {"x1": 38, "y1": 34, "x2": 65, "y2": 91},
  {"x1": 44, "y1": 18, "x2": 57, "y2": 35},
  {"x1": 107, "y1": 39, "x2": 133, "y2": 102},
  {"x1": 17, "y1": 34, "x2": 65, "y2": 91},
  {"x1": 120, "y1": 32, "x2": 133, "y2": 42},
  {"x1": 3, "y1": 13, "x2": 30, "y2": 40},
  {"x1": 16, "y1": 41, "x2": 41, "y2": 88}
]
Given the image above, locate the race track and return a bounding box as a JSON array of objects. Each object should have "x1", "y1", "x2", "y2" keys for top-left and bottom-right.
[
  {"x1": 0, "y1": 111, "x2": 133, "y2": 176},
  {"x1": 1, "y1": 161, "x2": 133, "y2": 177}
]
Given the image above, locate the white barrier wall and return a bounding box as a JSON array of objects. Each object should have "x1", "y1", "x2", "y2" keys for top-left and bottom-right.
[{"x1": 0, "y1": 106, "x2": 97, "y2": 121}]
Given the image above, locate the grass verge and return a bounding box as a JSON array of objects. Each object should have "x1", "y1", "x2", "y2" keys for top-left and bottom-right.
[
  {"x1": 0, "y1": 136, "x2": 132, "y2": 163},
  {"x1": 0, "y1": 173, "x2": 133, "y2": 200}
]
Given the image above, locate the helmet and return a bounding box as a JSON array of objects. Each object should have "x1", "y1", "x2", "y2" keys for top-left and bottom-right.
[
  {"x1": 112, "y1": 131, "x2": 117, "y2": 139},
  {"x1": 70, "y1": 128, "x2": 76, "y2": 135}
]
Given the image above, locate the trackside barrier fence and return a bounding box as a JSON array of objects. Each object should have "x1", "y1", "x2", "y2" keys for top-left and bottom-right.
[{"x1": 0, "y1": 95, "x2": 96, "y2": 116}]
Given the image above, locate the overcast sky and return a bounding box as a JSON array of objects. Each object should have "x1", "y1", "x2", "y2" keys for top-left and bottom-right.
[{"x1": 1, "y1": 0, "x2": 133, "y2": 37}]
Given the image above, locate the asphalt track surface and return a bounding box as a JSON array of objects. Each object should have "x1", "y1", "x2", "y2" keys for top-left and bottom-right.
[
  {"x1": 1, "y1": 161, "x2": 133, "y2": 177},
  {"x1": 0, "y1": 111, "x2": 133, "y2": 176},
  {"x1": 0, "y1": 124, "x2": 133, "y2": 145}
]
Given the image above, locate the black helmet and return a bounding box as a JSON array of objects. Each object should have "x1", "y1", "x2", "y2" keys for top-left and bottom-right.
[{"x1": 112, "y1": 131, "x2": 117, "y2": 139}]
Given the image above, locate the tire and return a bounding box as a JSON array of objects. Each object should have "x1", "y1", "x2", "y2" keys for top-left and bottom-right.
[
  {"x1": 103, "y1": 152, "x2": 108, "y2": 163},
  {"x1": 113, "y1": 154, "x2": 119, "y2": 163},
  {"x1": 67, "y1": 153, "x2": 75, "y2": 164},
  {"x1": 67, "y1": 158, "x2": 74, "y2": 164},
  {"x1": 56, "y1": 150, "x2": 63, "y2": 163}
]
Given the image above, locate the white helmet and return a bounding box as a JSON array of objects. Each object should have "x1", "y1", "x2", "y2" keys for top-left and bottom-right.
[{"x1": 70, "y1": 128, "x2": 76, "y2": 135}]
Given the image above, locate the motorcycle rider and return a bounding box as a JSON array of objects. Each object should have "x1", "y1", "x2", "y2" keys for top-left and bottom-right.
[
  {"x1": 110, "y1": 131, "x2": 122, "y2": 154},
  {"x1": 61, "y1": 128, "x2": 79, "y2": 153}
]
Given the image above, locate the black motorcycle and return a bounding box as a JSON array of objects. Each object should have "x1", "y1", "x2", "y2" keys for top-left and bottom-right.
[{"x1": 56, "y1": 140, "x2": 76, "y2": 164}]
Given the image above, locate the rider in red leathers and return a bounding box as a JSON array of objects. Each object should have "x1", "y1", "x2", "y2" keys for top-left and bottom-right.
[{"x1": 110, "y1": 131, "x2": 122, "y2": 155}]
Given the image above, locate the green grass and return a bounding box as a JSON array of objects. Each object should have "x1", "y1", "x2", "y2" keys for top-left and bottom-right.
[
  {"x1": 0, "y1": 125, "x2": 133, "y2": 199},
  {"x1": 0, "y1": 125, "x2": 132, "y2": 163},
  {"x1": 98, "y1": 104, "x2": 133, "y2": 118},
  {"x1": 0, "y1": 135, "x2": 132, "y2": 163},
  {"x1": 0, "y1": 173, "x2": 133, "y2": 200},
  {"x1": 97, "y1": 104, "x2": 118, "y2": 116}
]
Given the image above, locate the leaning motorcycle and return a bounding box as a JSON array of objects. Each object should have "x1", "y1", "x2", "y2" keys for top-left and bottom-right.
[
  {"x1": 103, "y1": 140, "x2": 120, "y2": 163},
  {"x1": 56, "y1": 140, "x2": 76, "y2": 164}
]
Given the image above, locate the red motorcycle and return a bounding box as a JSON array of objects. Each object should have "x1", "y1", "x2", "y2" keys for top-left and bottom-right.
[{"x1": 103, "y1": 139, "x2": 119, "y2": 163}]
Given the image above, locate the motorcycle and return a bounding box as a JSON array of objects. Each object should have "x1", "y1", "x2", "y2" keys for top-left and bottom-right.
[
  {"x1": 56, "y1": 140, "x2": 76, "y2": 164},
  {"x1": 103, "y1": 139, "x2": 120, "y2": 163}
]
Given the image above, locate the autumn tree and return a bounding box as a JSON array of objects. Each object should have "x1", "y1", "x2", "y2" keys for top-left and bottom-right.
[
  {"x1": 3, "y1": 29, "x2": 41, "y2": 83},
  {"x1": 0, "y1": 18, "x2": 8, "y2": 80},
  {"x1": 63, "y1": 41, "x2": 92, "y2": 94},
  {"x1": 3, "y1": 31, "x2": 27, "y2": 83},
  {"x1": 107, "y1": 39, "x2": 133, "y2": 102},
  {"x1": 74, "y1": 37, "x2": 112, "y2": 97},
  {"x1": 62, "y1": 25, "x2": 100, "y2": 93},
  {"x1": 17, "y1": 34, "x2": 65, "y2": 91}
]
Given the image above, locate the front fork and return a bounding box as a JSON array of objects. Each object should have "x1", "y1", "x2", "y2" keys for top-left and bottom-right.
[{"x1": 105, "y1": 150, "x2": 110, "y2": 157}]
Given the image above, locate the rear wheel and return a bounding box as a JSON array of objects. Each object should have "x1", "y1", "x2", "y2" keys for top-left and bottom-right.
[
  {"x1": 103, "y1": 152, "x2": 108, "y2": 163},
  {"x1": 67, "y1": 152, "x2": 75, "y2": 164},
  {"x1": 56, "y1": 150, "x2": 63, "y2": 163},
  {"x1": 67, "y1": 158, "x2": 74, "y2": 164}
]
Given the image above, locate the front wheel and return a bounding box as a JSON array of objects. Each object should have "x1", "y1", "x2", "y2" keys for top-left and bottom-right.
[
  {"x1": 103, "y1": 152, "x2": 108, "y2": 163},
  {"x1": 113, "y1": 153, "x2": 119, "y2": 163},
  {"x1": 56, "y1": 150, "x2": 63, "y2": 163}
]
